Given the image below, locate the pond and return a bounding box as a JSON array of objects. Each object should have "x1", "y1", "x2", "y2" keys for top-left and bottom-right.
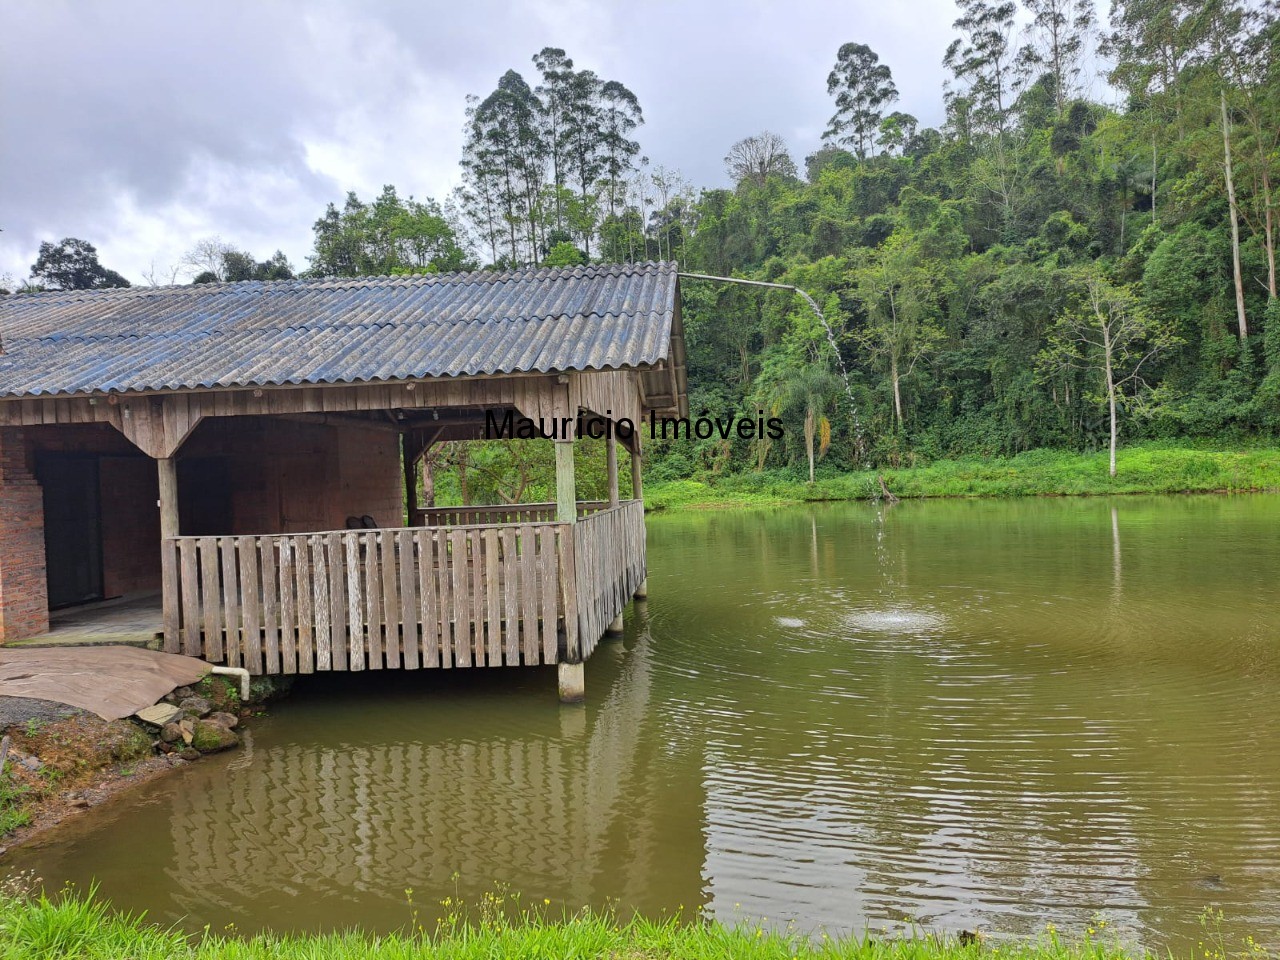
[{"x1": 9, "y1": 496, "x2": 1280, "y2": 952}]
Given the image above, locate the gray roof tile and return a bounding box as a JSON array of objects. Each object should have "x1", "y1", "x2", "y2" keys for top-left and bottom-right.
[{"x1": 0, "y1": 262, "x2": 679, "y2": 397}]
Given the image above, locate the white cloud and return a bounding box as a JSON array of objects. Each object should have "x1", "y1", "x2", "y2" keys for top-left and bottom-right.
[{"x1": 0, "y1": 0, "x2": 976, "y2": 285}]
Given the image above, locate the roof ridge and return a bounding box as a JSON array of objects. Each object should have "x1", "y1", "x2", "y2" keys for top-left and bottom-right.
[{"x1": 0, "y1": 260, "x2": 678, "y2": 302}]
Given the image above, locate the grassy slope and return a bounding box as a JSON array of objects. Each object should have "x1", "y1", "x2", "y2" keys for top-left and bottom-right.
[
  {"x1": 0, "y1": 890, "x2": 1166, "y2": 960},
  {"x1": 644, "y1": 445, "x2": 1280, "y2": 510}
]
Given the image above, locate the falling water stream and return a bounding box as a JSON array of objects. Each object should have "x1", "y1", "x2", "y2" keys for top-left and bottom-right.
[{"x1": 679, "y1": 272, "x2": 865, "y2": 455}]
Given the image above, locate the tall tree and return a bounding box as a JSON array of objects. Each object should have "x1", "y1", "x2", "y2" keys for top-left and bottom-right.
[
  {"x1": 30, "y1": 238, "x2": 130, "y2": 290},
  {"x1": 944, "y1": 0, "x2": 1019, "y2": 136},
  {"x1": 824, "y1": 42, "x2": 899, "y2": 158},
  {"x1": 1039, "y1": 269, "x2": 1180, "y2": 477},
  {"x1": 598, "y1": 80, "x2": 644, "y2": 222},
  {"x1": 1016, "y1": 0, "x2": 1096, "y2": 115},
  {"x1": 724, "y1": 132, "x2": 798, "y2": 187},
  {"x1": 533, "y1": 47, "x2": 576, "y2": 235}
]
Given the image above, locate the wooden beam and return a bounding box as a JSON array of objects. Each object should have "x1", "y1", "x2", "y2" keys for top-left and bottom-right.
[
  {"x1": 401, "y1": 432, "x2": 420, "y2": 527},
  {"x1": 555, "y1": 439, "x2": 576, "y2": 524},
  {"x1": 157, "y1": 457, "x2": 179, "y2": 539},
  {"x1": 630, "y1": 442, "x2": 643, "y2": 502},
  {"x1": 606, "y1": 438, "x2": 619, "y2": 507}
]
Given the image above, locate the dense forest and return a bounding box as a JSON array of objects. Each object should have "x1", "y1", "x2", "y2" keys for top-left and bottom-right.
[{"x1": 15, "y1": 0, "x2": 1280, "y2": 492}]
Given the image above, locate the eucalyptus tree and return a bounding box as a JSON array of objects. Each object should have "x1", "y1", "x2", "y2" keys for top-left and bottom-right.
[
  {"x1": 1015, "y1": 0, "x2": 1096, "y2": 116},
  {"x1": 943, "y1": 0, "x2": 1019, "y2": 137},
  {"x1": 561, "y1": 68, "x2": 605, "y2": 255},
  {"x1": 533, "y1": 48, "x2": 576, "y2": 235},
  {"x1": 824, "y1": 42, "x2": 899, "y2": 158},
  {"x1": 598, "y1": 80, "x2": 645, "y2": 222}
]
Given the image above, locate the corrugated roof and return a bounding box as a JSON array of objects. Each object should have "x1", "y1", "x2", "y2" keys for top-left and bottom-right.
[{"x1": 0, "y1": 261, "x2": 680, "y2": 398}]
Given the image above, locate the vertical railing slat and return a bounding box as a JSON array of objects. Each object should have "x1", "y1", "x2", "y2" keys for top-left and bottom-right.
[{"x1": 238, "y1": 535, "x2": 262, "y2": 675}]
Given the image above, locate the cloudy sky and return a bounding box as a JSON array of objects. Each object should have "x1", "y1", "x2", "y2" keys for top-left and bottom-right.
[{"x1": 0, "y1": 0, "x2": 1089, "y2": 286}]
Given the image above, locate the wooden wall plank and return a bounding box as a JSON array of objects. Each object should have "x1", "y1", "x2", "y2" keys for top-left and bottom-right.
[
  {"x1": 398, "y1": 531, "x2": 419, "y2": 669},
  {"x1": 326, "y1": 532, "x2": 346, "y2": 671},
  {"x1": 417, "y1": 532, "x2": 439, "y2": 668},
  {"x1": 380, "y1": 530, "x2": 401, "y2": 669},
  {"x1": 161, "y1": 540, "x2": 180, "y2": 654},
  {"x1": 313, "y1": 536, "x2": 332, "y2": 671},
  {"x1": 519, "y1": 523, "x2": 537, "y2": 665},
  {"x1": 179, "y1": 539, "x2": 201, "y2": 657},
  {"x1": 220, "y1": 538, "x2": 240, "y2": 668},
  {"x1": 279, "y1": 538, "x2": 297, "y2": 674},
  {"x1": 295, "y1": 536, "x2": 314, "y2": 673},
  {"x1": 238, "y1": 536, "x2": 263, "y2": 675},
  {"x1": 364, "y1": 533, "x2": 383, "y2": 669},
  {"x1": 483, "y1": 529, "x2": 501, "y2": 667},
  {"x1": 449, "y1": 530, "x2": 471, "y2": 668},
  {"x1": 198, "y1": 538, "x2": 222, "y2": 662},
  {"x1": 261, "y1": 539, "x2": 281, "y2": 675},
  {"x1": 500, "y1": 528, "x2": 519, "y2": 666},
  {"x1": 345, "y1": 534, "x2": 365, "y2": 671}
]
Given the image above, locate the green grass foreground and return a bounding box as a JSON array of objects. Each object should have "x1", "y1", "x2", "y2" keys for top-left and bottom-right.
[
  {"x1": 0, "y1": 887, "x2": 1207, "y2": 960},
  {"x1": 644, "y1": 445, "x2": 1280, "y2": 510}
]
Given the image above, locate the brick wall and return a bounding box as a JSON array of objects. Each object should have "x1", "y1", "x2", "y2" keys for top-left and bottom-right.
[
  {"x1": 0, "y1": 416, "x2": 404, "y2": 643},
  {"x1": 184, "y1": 417, "x2": 403, "y2": 534},
  {"x1": 0, "y1": 428, "x2": 48, "y2": 642}
]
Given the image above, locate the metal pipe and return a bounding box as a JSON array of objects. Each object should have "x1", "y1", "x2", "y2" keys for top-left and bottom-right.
[{"x1": 210, "y1": 665, "x2": 251, "y2": 702}]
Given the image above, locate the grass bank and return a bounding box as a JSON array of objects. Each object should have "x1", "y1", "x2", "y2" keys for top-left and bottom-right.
[
  {"x1": 0, "y1": 886, "x2": 1227, "y2": 960},
  {"x1": 644, "y1": 445, "x2": 1280, "y2": 510}
]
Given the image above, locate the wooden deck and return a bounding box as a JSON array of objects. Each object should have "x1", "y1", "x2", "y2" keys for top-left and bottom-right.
[
  {"x1": 160, "y1": 501, "x2": 645, "y2": 676},
  {"x1": 9, "y1": 593, "x2": 163, "y2": 648}
]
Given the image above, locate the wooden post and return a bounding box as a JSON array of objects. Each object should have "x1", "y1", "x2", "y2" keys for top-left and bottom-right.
[
  {"x1": 158, "y1": 457, "x2": 179, "y2": 540},
  {"x1": 158, "y1": 457, "x2": 181, "y2": 652},
  {"x1": 558, "y1": 661, "x2": 585, "y2": 703},
  {"x1": 554, "y1": 427, "x2": 583, "y2": 702},
  {"x1": 630, "y1": 442, "x2": 647, "y2": 600},
  {"x1": 630, "y1": 443, "x2": 643, "y2": 501},
  {"x1": 401, "y1": 433, "x2": 419, "y2": 527},
  {"x1": 606, "y1": 438, "x2": 619, "y2": 507},
  {"x1": 555, "y1": 439, "x2": 576, "y2": 524}
]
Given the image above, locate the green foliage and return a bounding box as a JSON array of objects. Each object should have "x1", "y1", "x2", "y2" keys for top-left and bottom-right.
[
  {"x1": 1, "y1": 885, "x2": 1236, "y2": 960},
  {"x1": 646, "y1": 444, "x2": 1280, "y2": 507},
  {"x1": 29, "y1": 238, "x2": 130, "y2": 290},
  {"x1": 310, "y1": 186, "x2": 472, "y2": 277}
]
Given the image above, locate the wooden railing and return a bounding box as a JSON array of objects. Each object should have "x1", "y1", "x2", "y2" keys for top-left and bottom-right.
[
  {"x1": 421, "y1": 501, "x2": 610, "y2": 527},
  {"x1": 161, "y1": 501, "x2": 645, "y2": 675},
  {"x1": 573, "y1": 500, "x2": 646, "y2": 661}
]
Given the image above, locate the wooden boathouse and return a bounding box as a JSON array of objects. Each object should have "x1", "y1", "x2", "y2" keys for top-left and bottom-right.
[{"x1": 0, "y1": 262, "x2": 688, "y2": 700}]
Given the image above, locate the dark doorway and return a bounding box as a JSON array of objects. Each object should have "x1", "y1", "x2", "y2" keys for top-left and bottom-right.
[
  {"x1": 38, "y1": 455, "x2": 104, "y2": 608},
  {"x1": 178, "y1": 457, "x2": 233, "y2": 536}
]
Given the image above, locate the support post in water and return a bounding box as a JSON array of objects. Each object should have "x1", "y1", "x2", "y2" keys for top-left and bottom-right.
[
  {"x1": 558, "y1": 662, "x2": 585, "y2": 703},
  {"x1": 606, "y1": 612, "x2": 624, "y2": 635}
]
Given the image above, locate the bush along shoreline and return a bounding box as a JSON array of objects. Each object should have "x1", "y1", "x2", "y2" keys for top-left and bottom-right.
[
  {"x1": 643, "y1": 445, "x2": 1280, "y2": 510},
  {"x1": 0, "y1": 884, "x2": 1257, "y2": 960}
]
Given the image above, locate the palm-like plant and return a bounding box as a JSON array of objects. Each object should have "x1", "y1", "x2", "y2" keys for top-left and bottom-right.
[{"x1": 779, "y1": 366, "x2": 843, "y2": 483}]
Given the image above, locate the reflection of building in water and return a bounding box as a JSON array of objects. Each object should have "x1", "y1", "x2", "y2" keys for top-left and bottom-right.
[{"x1": 164, "y1": 624, "x2": 709, "y2": 928}]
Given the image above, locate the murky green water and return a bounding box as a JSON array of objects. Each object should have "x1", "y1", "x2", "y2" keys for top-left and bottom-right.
[{"x1": 9, "y1": 496, "x2": 1280, "y2": 951}]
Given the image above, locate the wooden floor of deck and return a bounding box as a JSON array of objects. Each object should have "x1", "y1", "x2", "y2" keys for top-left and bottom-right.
[{"x1": 9, "y1": 592, "x2": 163, "y2": 648}]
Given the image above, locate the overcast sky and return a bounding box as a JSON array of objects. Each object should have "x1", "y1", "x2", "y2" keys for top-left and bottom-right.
[{"x1": 0, "y1": 0, "x2": 1089, "y2": 286}]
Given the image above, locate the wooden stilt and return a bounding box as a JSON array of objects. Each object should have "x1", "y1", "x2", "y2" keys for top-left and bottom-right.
[{"x1": 558, "y1": 662, "x2": 585, "y2": 703}]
